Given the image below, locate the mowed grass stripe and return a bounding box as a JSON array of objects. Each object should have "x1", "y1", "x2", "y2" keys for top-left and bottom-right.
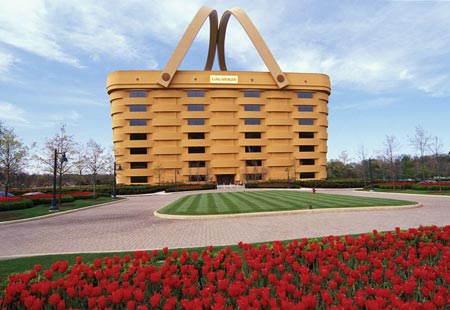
[{"x1": 157, "y1": 191, "x2": 416, "y2": 215}]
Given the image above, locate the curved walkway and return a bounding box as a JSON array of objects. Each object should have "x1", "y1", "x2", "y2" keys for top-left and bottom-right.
[{"x1": 0, "y1": 189, "x2": 449, "y2": 259}]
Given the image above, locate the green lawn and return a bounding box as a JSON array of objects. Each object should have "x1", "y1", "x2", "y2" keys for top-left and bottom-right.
[
  {"x1": 0, "y1": 197, "x2": 119, "y2": 222},
  {"x1": 157, "y1": 190, "x2": 416, "y2": 215}
]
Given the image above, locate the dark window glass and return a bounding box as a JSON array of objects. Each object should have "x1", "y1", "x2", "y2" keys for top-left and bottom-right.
[
  {"x1": 245, "y1": 132, "x2": 261, "y2": 139},
  {"x1": 244, "y1": 91, "x2": 260, "y2": 98},
  {"x1": 298, "y1": 118, "x2": 314, "y2": 125},
  {"x1": 129, "y1": 90, "x2": 147, "y2": 98},
  {"x1": 189, "y1": 161, "x2": 206, "y2": 168},
  {"x1": 187, "y1": 104, "x2": 205, "y2": 111},
  {"x1": 299, "y1": 132, "x2": 314, "y2": 139},
  {"x1": 187, "y1": 90, "x2": 205, "y2": 97},
  {"x1": 300, "y1": 172, "x2": 315, "y2": 179},
  {"x1": 130, "y1": 176, "x2": 148, "y2": 183},
  {"x1": 246, "y1": 160, "x2": 262, "y2": 166},
  {"x1": 297, "y1": 92, "x2": 314, "y2": 99},
  {"x1": 300, "y1": 159, "x2": 315, "y2": 165},
  {"x1": 244, "y1": 118, "x2": 261, "y2": 125},
  {"x1": 130, "y1": 119, "x2": 147, "y2": 126},
  {"x1": 188, "y1": 147, "x2": 205, "y2": 154},
  {"x1": 129, "y1": 105, "x2": 147, "y2": 112},
  {"x1": 130, "y1": 133, "x2": 147, "y2": 140},
  {"x1": 188, "y1": 132, "x2": 205, "y2": 139},
  {"x1": 130, "y1": 148, "x2": 147, "y2": 155},
  {"x1": 130, "y1": 162, "x2": 148, "y2": 169},
  {"x1": 244, "y1": 104, "x2": 261, "y2": 111},
  {"x1": 189, "y1": 175, "x2": 206, "y2": 182},
  {"x1": 299, "y1": 145, "x2": 315, "y2": 152},
  {"x1": 188, "y1": 118, "x2": 205, "y2": 125},
  {"x1": 298, "y1": 105, "x2": 314, "y2": 112},
  {"x1": 245, "y1": 173, "x2": 263, "y2": 180},
  {"x1": 245, "y1": 146, "x2": 261, "y2": 153}
]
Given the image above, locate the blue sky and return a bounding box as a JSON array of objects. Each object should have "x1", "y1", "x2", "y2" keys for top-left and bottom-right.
[{"x1": 1, "y1": 0, "x2": 450, "y2": 168}]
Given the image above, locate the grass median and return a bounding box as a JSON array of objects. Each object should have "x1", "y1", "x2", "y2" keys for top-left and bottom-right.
[
  {"x1": 0, "y1": 197, "x2": 122, "y2": 222},
  {"x1": 157, "y1": 190, "x2": 416, "y2": 216}
]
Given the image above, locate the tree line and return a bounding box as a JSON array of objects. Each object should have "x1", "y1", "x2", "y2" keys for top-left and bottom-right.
[
  {"x1": 0, "y1": 122, "x2": 113, "y2": 196},
  {"x1": 328, "y1": 126, "x2": 450, "y2": 182}
]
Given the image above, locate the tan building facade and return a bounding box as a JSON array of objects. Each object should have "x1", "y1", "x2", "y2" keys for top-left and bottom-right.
[{"x1": 107, "y1": 70, "x2": 331, "y2": 185}]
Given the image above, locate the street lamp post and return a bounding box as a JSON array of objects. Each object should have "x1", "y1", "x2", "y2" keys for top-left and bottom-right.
[
  {"x1": 112, "y1": 162, "x2": 122, "y2": 199},
  {"x1": 285, "y1": 168, "x2": 290, "y2": 189},
  {"x1": 174, "y1": 169, "x2": 180, "y2": 192},
  {"x1": 368, "y1": 158, "x2": 374, "y2": 191},
  {"x1": 49, "y1": 149, "x2": 68, "y2": 212}
]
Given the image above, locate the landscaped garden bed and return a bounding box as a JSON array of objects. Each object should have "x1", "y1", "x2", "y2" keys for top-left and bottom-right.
[{"x1": 1, "y1": 225, "x2": 448, "y2": 309}]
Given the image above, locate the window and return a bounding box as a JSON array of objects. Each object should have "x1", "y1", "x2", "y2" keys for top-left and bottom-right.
[
  {"x1": 130, "y1": 176, "x2": 148, "y2": 183},
  {"x1": 188, "y1": 147, "x2": 205, "y2": 154},
  {"x1": 246, "y1": 160, "x2": 262, "y2": 166},
  {"x1": 130, "y1": 119, "x2": 147, "y2": 126},
  {"x1": 188, "y1": 132, "x2": 205, "y2": 139},
  {"x1": 129, "y1": 105, "x2": 147, "y2": 112},
  {"x1": 130, "y1": 148, "x2": 147, "y2": 155},
  {"x1": 130, "y1": 133, "x2": 147, "y2": 140},
  {"x1": 298, "y1": 105, "x2": 314, "y2": 112},
  {"x1": 300, "y1": 159, "x2": 315, "y2": 165},
  {"x1": 129, "y1": 90, "x2": 147, "y2": 98},
  {"x1": 187, "y1": 90, "x2": 204, "y2": 97},
  {"x1": 297, "y1": 91, "x2": 314, "y2": 99},
  {"x1": 187, "y1": 104, "x2": 205, "y2": 111},
  {"x1": 299, "y1": 145, "x2": 315, "y2": 152},
  {"x1": 130, "y1": 162, "x2": 148, "y2": 169},
  {"x1": 189, "y1": 161, "x2": 206, "y2": 168},
  {"x1": 299, "y1": 132, "x2": 314, "y2": 139},
  {"x1": 244, "y1": 118, "x2": 261, "y2": 125},
  {"x1": 189, "y1": 175, "x2": 206, "y2": 182},
  {"x1": 244, "y1": 104, "x2": 261, "y2": 111},
  {"x1": 188, "y1": 118, "x2": 205, "y2": 125},
  {"x1": 244, "y1": 91, "x2": 260, "y2": 98},
  {"x1": 245, "y1": 146, "x2": 261, "y2": 153},
  {"x1": 298, "y1": 118, "x2": 314, "y2": 125},
  {"x1": 300, "y1": 172, "x2": 315, "y2": 179},
  {"x1": 245, "y1": 173, "x2": 263, "y2": 181},
  {"x1": 245, "y1": 132, "x2": 261, "y2": 139}
]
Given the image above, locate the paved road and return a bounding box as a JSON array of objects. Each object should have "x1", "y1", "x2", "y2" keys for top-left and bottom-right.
[{"x1": 0, "y1": 189, "x2": 449, "y2": 259}]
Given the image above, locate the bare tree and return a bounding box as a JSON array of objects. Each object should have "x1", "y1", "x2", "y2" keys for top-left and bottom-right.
[
  {"x1": 0, "y1": 123, "x2": 28, "y2": 195},
  {"x1": 72, "y1": 145, "x2": 87, "y2": 190},
  {"x1": 409, "y1": 125, "x2": 431, "y2": 180},
  {"x1": 382, "y1": 135, "x2": 400, "y2": 188},
  {"x1": 338, "y1": 151, "x2": 350, "y2": 165},
  {"x1": 430, "y1": 136, "x2": 444, "y2": 190},
  {"x1": 34, "y1": 124, "x2": 77, "y2": 175},
  {"x1": 85, "y1": 139, "x2": 109, "y2": 197},
  {"x1": 153, "y1": 162, "x2": 163, "y2": 185}
]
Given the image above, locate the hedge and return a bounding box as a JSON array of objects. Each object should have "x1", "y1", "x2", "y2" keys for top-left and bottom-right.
[
  {"x1": 116, "y1": 185, "x2": 167, "y2": 195},
  {"x1": 0, "y1": 199, "x2": 34, "y2": 212},
  {"x1": 28, "y1": 196, "x2": 75, "y2": 206},
  {"x1": 246, "y1": 179, "x2": 365, "y2": 189},
  {"x1": 165, "y1": 183, "x2": 217, "y2": 192}
]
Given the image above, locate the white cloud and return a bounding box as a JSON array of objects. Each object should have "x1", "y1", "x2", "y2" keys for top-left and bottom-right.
[
  {"x1": 0, "y1": 101, "x2": 29, "y2": 124},
  {"x1": 333, "y1": 97, "x2": 397, "y2": 111},
  {"x1": 0, "y1": 50, "x2": 17, "y2": 79}
]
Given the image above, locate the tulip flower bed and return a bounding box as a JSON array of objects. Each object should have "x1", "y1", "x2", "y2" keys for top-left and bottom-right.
[{"x1": 1, "y1": 225, "x2": 449, "y2": 309}]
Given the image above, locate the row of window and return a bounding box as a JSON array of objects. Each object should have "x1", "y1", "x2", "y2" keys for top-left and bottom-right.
[
  {"x1": 129, "y1": 118, "x2": 316, "y2": 126},
  {"x1": 129, "y1": 132, "x2": 315, "y2": 140},
  {"x1": 129, "y1": 90, "x2": 315, "y2": 99},
  {"x1": 128, "y1": 104, "x2": 314, "y2": 112},
  {"x1": 129, "y1": 145, "x2": 316, "y2": 155}
]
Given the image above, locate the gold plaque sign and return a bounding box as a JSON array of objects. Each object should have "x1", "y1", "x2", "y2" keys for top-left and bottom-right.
[{"x1": 210, "y1": 75, "x2": 238, "y2": 84}]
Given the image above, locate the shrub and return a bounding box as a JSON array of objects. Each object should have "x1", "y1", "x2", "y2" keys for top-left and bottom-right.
[
  {"x1": 165, "y1": 183, "x2": 217, "y2": 192},
  {"x1": 0, "y1": 198, "x2": 33, "y2": 211},
  {"x1": 116, "y1": 185, "x2": 167, "y2": 195},
  {"x1": 28, "y1": 196, "x2": 75, "y2": 206}
]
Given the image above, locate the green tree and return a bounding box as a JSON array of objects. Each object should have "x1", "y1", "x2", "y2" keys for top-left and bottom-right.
[{"x1": 0, "y1": 123, "x2": 28, "y2": 196}]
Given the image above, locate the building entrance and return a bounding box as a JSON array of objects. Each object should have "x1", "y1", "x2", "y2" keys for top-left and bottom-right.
[{"x1": 216, "y1": 174, "x2": 235, "y2": 185}]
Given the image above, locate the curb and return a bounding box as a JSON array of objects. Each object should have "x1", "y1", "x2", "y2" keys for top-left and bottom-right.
[{"x1": 154, "y1": 203, "x2": 423, "y2": 220}]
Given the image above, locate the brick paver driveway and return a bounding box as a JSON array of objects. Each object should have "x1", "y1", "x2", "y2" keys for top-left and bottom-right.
[{"x1": 0, "y1": 189, "x2": 449, "y2": 259}]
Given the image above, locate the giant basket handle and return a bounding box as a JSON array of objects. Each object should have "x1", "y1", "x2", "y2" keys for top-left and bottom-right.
[
  {"x1": 158, "y1": 6, "x2": 218, "y2": 87},
  {"x1": 217, "y1": 7, "x2": 289, "y2": 88}
]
